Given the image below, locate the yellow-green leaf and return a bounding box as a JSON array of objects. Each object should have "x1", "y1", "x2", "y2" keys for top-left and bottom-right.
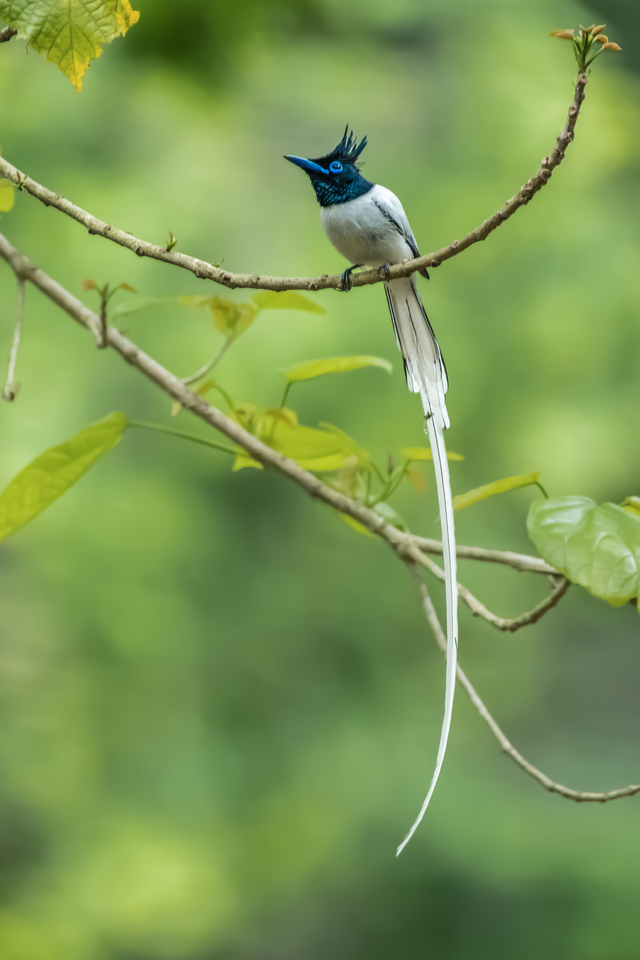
[
  {"x1": 283, "y1": 355, "x2": 392, "y2": 383},
  {"x1": 622, "y1": 496, "x2": 640, "y2": 518},
  {"x1": 340, "y1": 513, "x2": 373, "y2": 537},
  {"x1": 232, "y1": 452, "x2": 263, "y2": 472},
  {"x1": 0, "y1": 0, "x2": 140, "y2": 91},
  {"x1": 206, "y1": 297, "x2": 257, "y2": 337},
  {"x1": 453, "y1": 471, "x2": 541, "y2": 512},
  {"x1": 401, "y1": 446, "x2": 464, "y2": 462},
  {"x1": 252, "y1": 291, "x2": 326, "y2": 314},
  {"x1": 318, "y1": 422, "x2": 370, "y2": 467},
  {"x1": 0, "y1": 180, "x2": 14, "y2": 212},
  {"x1": 0, "y1": 412, "x2": 127, "y2": 541}
]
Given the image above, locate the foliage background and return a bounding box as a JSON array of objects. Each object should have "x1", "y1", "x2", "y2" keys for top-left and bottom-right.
[{"x1": 0, "y1": 0, "x2": 639, "y2": 956}]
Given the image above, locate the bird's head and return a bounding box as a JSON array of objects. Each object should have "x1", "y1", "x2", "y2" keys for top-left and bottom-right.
[{"x1": 285, "y1": 126, "x2": 374, "y2": 207}]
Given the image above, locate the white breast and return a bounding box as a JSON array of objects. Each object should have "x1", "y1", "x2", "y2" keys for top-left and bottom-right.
[{"x1": 320, "y1": 184, "x2": 416, "y2": 268}]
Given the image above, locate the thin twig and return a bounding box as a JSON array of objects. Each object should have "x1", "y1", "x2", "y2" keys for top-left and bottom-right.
[
  {"x1": 0, "y1": 231, "x2": 558, "y2": 583},
  {"x1": 2, "y1": 277, "x2": 25, "y2": 402},
  {"x1": 0, "y1": 26, "x2": 17, "y2": 43},
  {"x1": 183, "y1": 335, "x2": 234, "y2": 386},
  {"x1": 0, "y1": 74, "x2": 587, "y2": 293},
  {"x1": 408, "y1": 544, "x2": 569, "y2": 632},
  {"x1": 411, "y1": 536, "x2": 556, "y2": 575},
  {"x1": 415, "y1": 573, "x2": 640, "y2": 803}
]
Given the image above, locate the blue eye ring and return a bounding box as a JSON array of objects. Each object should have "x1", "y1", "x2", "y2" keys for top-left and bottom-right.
[{"x1": 329, "y1": 161, "x2": 343, "y2": 174}]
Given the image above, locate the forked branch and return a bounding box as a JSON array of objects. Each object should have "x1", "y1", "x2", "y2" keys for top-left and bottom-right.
[{"x1": 416, "y1": 575, "x2": 640, "y2": 803}]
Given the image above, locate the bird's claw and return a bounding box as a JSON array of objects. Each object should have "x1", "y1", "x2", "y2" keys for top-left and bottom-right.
[
  {"x1": 378, "y1": 263, "x2": 391, "y2": 281},
  {"x1": 340, "y1": 265, "x2": 361, "y2": 292}
]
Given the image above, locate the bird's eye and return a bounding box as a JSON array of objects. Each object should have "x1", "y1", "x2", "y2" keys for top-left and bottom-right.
[{"x1": 329, "y1": 161, "x2": 343, "y2": 173}]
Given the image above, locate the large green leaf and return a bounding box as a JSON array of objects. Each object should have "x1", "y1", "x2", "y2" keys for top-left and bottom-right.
[
  {"x1": 0, "y1": 412, "x2": 127, "y2": 542},
  {"x1": 527, "y1": 496, "x2": 640, "y2": 610},
  {"x1": 0, "y1": 0, "x2": 140, "y2": 91},
  {"x1": 453, "y1": 471, "x2": 541, "y2": 512},
  {"x1": 283, "y1": 355, "x2": 392, "y2": 383}
]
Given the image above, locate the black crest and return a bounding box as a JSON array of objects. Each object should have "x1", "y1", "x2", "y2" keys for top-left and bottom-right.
[{"x1": 313, "y1": 125, "x2": 368, "y2": 168}]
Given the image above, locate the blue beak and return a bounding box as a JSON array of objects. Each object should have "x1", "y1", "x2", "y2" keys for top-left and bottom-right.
[{"x1": 284, "y1": 155, "x2": 330, "y2": 176}]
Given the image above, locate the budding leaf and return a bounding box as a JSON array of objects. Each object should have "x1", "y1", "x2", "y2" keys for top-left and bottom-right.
[
  {"x1": 528, "y1": 497, "x2": 640, "y2": 611},
  {"x1": 0, "y1": 180, "x2": 14, "y2": 212},
  {"x1": 0, "y1": 0, "x2": 140, "y2": 91},
  {"x1": 283, "y1": 355, "x2": 392, "y2": 383},
  {"x1": 251, "y1": 291, "x2": 326, "y2": 314},
  {"x1": 453, "y1": 471, "x2": 541, "y2": 512},
  {"x1": 0, "y1": 412, "x2": 128, "y2": 542}
]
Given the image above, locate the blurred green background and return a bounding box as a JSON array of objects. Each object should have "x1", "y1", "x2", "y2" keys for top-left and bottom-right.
[{"x1": 0, "y1": 0, "x2": 639, "y2": 956}]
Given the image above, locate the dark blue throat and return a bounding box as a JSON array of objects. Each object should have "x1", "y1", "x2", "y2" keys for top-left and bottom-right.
[{"x1": 309, "y1": 172, "x2": 374, "y2": 207}]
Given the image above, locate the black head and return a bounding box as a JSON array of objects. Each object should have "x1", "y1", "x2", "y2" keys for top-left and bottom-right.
[{"x1": 285, "y1": 126, "x2": 374, "y2": 207}]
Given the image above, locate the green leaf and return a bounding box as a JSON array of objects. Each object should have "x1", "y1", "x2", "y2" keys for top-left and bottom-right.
[
  {"x1": 0, "y1": 0, "x2": 140, "y2": 91},
  {"x1": 252, "y1": 291, "x2": 326, "y2": 314},
  {"x1": 283, "y1": 355, "x2": 392, "y2": 383},
  {"x1": 0, "y1": 180, "x2": 14, "y2": 212},
  {"x1": 110, "y1": 296, "x2": 187, "y2": 317},
  {"x1": 373, "y1": 501, "x2": 408, "y2": 532},
  {"x1": 528, "y1": 496, "x2": 640, "y2": 610},
  {"x1": 401, "y1": 446, "x2": 464, "y2": 462},
  {"x1": 0, "y1": 412, "x2": 127, "y2": 542},
  {"x1": 453, "y1": 471, "x2": 541, "y2": 512}
]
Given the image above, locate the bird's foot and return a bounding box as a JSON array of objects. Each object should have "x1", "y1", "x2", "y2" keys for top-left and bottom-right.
[
  {"x1": 340, "y1": 265, "x2": 361, "y2": 292},
  {"x1": 378, "y1": 263, "x2": 392, "y2": 281}
]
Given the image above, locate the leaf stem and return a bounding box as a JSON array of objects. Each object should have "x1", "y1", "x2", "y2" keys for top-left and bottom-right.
[
  {"x1": 129, "y1": 420, "x2": 236, "y2": 456},
  {"x1": 183, "y1": 335, "x2": 235, "y2": 386}
]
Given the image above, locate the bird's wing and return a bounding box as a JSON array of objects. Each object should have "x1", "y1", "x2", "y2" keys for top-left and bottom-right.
[{"x1": 371, "y1": 185, "x2": 427, "y2": 274}]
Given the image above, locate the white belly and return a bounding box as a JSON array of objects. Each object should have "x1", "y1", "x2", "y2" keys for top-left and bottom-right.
[{"x1": 320, "y1": 185, "x2": 414, "y2": 268}]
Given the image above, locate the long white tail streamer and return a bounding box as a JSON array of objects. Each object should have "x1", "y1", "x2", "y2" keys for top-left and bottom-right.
[{"x1": 384, "y1": 277, "x2": 459, "y2": 856}]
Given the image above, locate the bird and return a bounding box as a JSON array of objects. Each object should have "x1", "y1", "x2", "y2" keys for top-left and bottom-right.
[{"x1": 285, "y1": 126, "x2": 458, "y2": 855}]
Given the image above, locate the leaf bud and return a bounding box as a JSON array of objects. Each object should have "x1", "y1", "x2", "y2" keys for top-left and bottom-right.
[
  {"x1": 603, "y1": 42, "x2": 622, "y2": 50},
  {"x1": 595, "y1": 34, "x2": 609, "y2": 43},
  {"x1": 592, "y1": 25, "x2": 605, "y2": 35},
  {"x1": 550, "y1": 29, "x2": 575, "y2": 40}
]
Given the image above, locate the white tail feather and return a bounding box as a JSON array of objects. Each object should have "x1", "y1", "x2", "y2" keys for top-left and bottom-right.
[{"x1": 384, "y1": 277, "x2": 459, "y2": 856}]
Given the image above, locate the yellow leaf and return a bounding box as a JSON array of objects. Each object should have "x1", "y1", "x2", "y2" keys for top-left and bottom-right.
[
  {"x1": 283, "y1": 355, "x2": 392, "y2": 382},
  {"x1": 453, "y1": 471, "x2": 541, "y2": 512},
  {"x1": 401, "y1": 446, "x2": 464, "y2": 462},
  {"x1": 0, "y1": 180, "x2": 14, "y2": 212},
  {"x1": 252, "y1": 291, "x2": 326, "y2": 314},
  {"x1": 0, "y1": 0, "x2": 140, "y2": 92}
]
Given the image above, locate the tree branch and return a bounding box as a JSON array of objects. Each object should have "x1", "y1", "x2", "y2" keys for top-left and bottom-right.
[
  {"x1": 408, "y1": 544, "x2": 570, "y2": 632},
  {"x1": 2, "y1": 276, "x2": 25, "y2": 401},
  {"x1": 411, "y1": 537, "x2": 557, "y2": 575},
  {"x1": 416, "y1": 574, "x2": 640, "y2": 803},
  {"x1": 0, "y1": 230, "x2": 559, "y2": 587},
  {"x1": 0, "y1": 73, "x2": 587, "y2": 293}
]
